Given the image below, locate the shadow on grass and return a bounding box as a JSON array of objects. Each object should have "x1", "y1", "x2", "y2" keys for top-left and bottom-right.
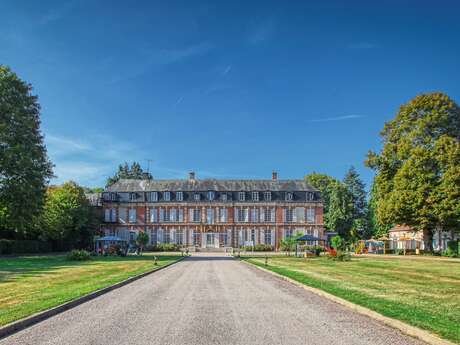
[{"x1": 0, "y1": 254, "x2": 178, "y2": 283}]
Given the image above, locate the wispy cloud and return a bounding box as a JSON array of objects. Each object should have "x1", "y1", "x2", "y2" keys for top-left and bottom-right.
[
  {"x1": 107, "y1": 42, "x2": 213, "y2": 84},
  {"x1": 222, "y1": 65, "x2": 232, "y2": 76},
  {"x1": 308, "y1": 114, "x2": 364, "y2": 123},
  {"x1": 347, "y1": 42, "x2": 379, "y2": 50},
  {"x1": 248, "y1": 19, "x2": 276, "y2": 45}
]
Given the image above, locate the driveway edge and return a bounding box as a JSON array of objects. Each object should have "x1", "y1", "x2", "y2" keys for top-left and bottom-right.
[
  {"x1": 241, "y1": 259, "x2": 455, "y2": 345},
  {"x1": 0, "y1": 256, "x2": 186, "y2": 340}
]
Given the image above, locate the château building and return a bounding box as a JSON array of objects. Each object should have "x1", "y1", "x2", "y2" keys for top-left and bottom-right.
[{"x1": 101, "y1": 172, "x2": 324, "y2": 250}]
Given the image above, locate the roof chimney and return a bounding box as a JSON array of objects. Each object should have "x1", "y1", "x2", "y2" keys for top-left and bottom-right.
[
  {"x1": 189, "y1": 171, "x2": 196, "y2": 181},
  {"x1": 272, "y1": 171, "x2": 278, "y2": 180}
]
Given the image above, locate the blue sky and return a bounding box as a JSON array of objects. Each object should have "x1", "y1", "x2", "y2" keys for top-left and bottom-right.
[{"x1": 2, "y1": 0, "x2": 460, "y2": 188}]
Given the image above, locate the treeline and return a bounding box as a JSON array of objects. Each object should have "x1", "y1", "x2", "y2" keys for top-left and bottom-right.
[{"x1": 0, "y1": 66, "x2": 99, "y2": 253}]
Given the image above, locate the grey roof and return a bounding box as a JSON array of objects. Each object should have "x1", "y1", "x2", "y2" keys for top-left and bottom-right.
[{"x1": 106, "y1": 179, "x2": 318, "y2": 192}]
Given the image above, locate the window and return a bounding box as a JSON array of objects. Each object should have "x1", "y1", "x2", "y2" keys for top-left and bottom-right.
[
  {"x1": 285, "y1": 192, "x2": 293, "y2": 201},
  {"x1": 238, "y1": 192, "x2": 245, "y2": 201},
  {"x1": 221, "y1": 193, "x2": 227, "y2": 201},
  {"x1": 110, "y1": 193, "x2": 117, "y2": 201},
  {"x1": 118, "y1": 207, "x2": 127, "y2": 223},
  {"x1": 178, "y1": 209, "x2": 184, "y2": 222},
  {"x1": 264, "y1": 191, "x2": 271, "y2": 201},
  {"x1": 150, "y1": 192, "x2": 158, "y2": 202},
  {"x1": 176, "y1": 230, "x2": 184, "y2": 245},
  {"x1": 237, "y1": 208, "x2": 249, "y2": 222},
  {"x1": 190, "y1": 208, "x2": 201, "y2": 222},
  {"x1": 170, "y1": 208, "x2": 177, "y2": 222},
  {"x1": 163, "y1": 231, "x2": 170, "y2": 244},
  {"x1": 263, "y1": 208, "x2": 275, "y2": 222},
  {"x1": 150, "y1": 208, "x2": 158, "y2": 223},
  {"x1": 284, "y1": 228, "x2": 293, "y2": 239},
  {"x1": 306, "y1": 192, "x2": 315, "y2": 201},
  {"x1": 128, "y1": 208, "x2": 137, "y2": 223},
  {"x1": 194, "y1": 193, "x2": 200, "y2": 201},
  {"x1": 164, "y1": 191, "x2": 171, "y2": 201},
  {"x1": 294, "y1": 207, "x2": 305, "y2": 223},
  {"x1": 285, "y1": 208, "x2": 294, "y2": 222},
  {"x1": 251, "y1": 208, "x2": 259, "y2": 223},
  {"x1": 306, "y1": 208, "x2": 315, "y2": 223},
  {"x1": 110, "y1": 208, "x2": 116, "y2": 222},
  {"x1": 150, "y1": 229, "x2": 157, "y2": 245},
  {"x1": 159, "y1": 208, "x2": 165, "y2": 222},
  {"x1": 251, "y1": 229, "x2": 256, "y2": 243},
  {"x1": 219, "y1": 208, "x2": 228, "y2": 223},
  {"x1": 104, "y1": 209, "x2": 111, "y2": 222},
  {"x1": 206, "y1": 208, "x2": 214, "y2": 224},
  {"x1": 207, "y1": 191, "x2": 215, "y2": 201},
  {"x1": 252, "y1": 192, "x2": 259, "y2": 201},
  {"x1": 264, "y1": 229, "x2": 272, "y2": 245},
  {"x1": 176, "y1": 191, "x2": 183, "y2": 201},
  {"x1": 193, "y1": 232, "x2": 200, "y2": 245},
  {"x1": 129, "y1": 192, "x2": 136, "y2": 201}
]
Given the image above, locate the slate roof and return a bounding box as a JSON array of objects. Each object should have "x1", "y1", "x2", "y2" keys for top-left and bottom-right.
[{"x1": 106, "y1": 179, "x2": 317, "y2": 192}]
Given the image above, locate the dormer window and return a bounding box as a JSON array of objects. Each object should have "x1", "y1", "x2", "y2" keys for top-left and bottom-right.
[
  {"x1": 264, "y1": 191, "x2": 271, "y2": 201},
  {"x1": 252, "y1": 192, "x2": 259, "y2": 201},
  {"x1": 306, "y1": 192, "x2": 314, "y2": 201},
  {"x1": 221, "y1": 193, "x2": 228, "y2": 201},
  {"x1": 238, "y1": 192, "x2": 245, "y2": 201},
  {"x1": 194, "y1": 193, "x2": 201, "y2": 201},
  {"x1": 129, "y1": 192, "x2": 136, "y2": 201},
  {"x1": 164, "y1": 191, "x2": 171, "y2": 201},
  {"x1": 110, "y1": 193, "x2": 117, "y2": 201},
  {"x1": 176, "y1": 191, "x2": 183, "y2": 201},
  {"x1": 150, "y1": 192, "x2": 158, "y2": 202},
  {"x1": 207, "y1": 191, "x2": 215, "y2": 201},
  {"x1": 285, "y1": 192, "x2": 293, "y2": 201}
]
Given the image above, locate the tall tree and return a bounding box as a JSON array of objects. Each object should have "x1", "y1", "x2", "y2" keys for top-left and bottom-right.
[
  {"x1": 367, "y1": 178, "x2": 392, "y2": 238},
  {"x1": 0, "y1": 66, "x2": 53, "y2": 238},
  {"x1": 106, "y1": 161, "x2": 152, "y2": 186},
  {"x1": 305, "y1": 173, "x2": 354, "y2": 237},
  {"x1": 366, "y1": 93, "x2": 460, "y2": 251},
  {"x1": 42, "y1": 181, "x2": 99, "y2": 250},
  {"x1": 343, "y1": 166, "x2": 368, "y2": 237}
]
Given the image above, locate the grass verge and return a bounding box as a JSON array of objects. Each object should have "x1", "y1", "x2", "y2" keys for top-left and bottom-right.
[
  {"x1": 0, "y1": 253, "x2": 181, "y2": 326},
  {"x1": 244, "y1": 256, "x2": 460, "y2": 344}
]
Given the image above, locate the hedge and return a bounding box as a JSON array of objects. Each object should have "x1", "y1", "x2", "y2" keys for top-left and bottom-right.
[{"x1": 0, "y1": 239, "x2": 52, "y2": 255}]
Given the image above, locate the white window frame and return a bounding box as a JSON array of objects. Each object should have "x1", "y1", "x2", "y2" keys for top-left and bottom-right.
[
  {"x1": 164, "y1": 191, "x2": 171, "y2": 201},
  {"x1": 207, "y1": 191, "x2": 215, "y2": 201},
  {"x1": 285, "y1": 192, "x2": 293, "y2": 201},
  {"x1": 150, "y1": 192, "x2": 158, "y2": 202},
  {"x1": 221, "y1": 193, "x2": 227, "y2": 201},
  {"x1": 178, "y1": 208, "x2": 184, "y2": 222},
  {"x1": 176, "y1": 191, "x2": 183, "y2": 201},
  {"x1": 194, "y1": 193, "x2": 200, "y2": 201},
  {"x1": 306, "y1": 208, "x2": 315, "y2": 223},
  {"x1": 238, "y1": 192, "x2": 245, "y2": 201},
  {"x1": 252, "y1": 191, "x2": 259, "y2": 201},
  {"x1": 264, "y1": 191, "x2": 271, "y2": 201},
  {"x1": 128, "y1": 208, "x2": 137, "y2": 223}
]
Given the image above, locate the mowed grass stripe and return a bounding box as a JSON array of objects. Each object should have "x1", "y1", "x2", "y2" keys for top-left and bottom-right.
[
  {"x1": 0, "y1": 254, "x2": 181, "y2": 326},
  {"x1": 245, "y1": 256, "x2": 460, "y2": 344}
]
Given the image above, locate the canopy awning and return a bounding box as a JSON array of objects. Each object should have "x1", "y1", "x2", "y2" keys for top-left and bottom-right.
[{"x1": 296, "y1": 234, "x2": 322, "y2": 242}]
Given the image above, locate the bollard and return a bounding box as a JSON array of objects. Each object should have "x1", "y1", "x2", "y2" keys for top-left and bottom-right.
[{"x1": 154, "y1": 256, "x2": 158, "y2": 265}]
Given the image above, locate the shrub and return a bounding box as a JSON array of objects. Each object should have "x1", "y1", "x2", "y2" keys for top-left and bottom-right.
[
  {"x1": 447, "y1": 240, "x2": 459, "y2": 254},
  {"x1": 330, "y1": 236, "x2": 345, "y2": 250},
  {"x1": 243, "y1": 244, "x2": 273, "y2": 251},
  {"x1": 146, "y1": 243, "x2": 181, "y2": 252},
  {"x1": 326, "y1": 248, "x2": 351, "y2": 261},
  {"x1": 66, "y1": 249, "x2": 91, "y2": 261}
]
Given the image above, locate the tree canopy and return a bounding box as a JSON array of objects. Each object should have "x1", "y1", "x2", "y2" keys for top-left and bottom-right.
[
  {"x1": 0, "y1": 65, "x2": 53, "y2": 238},
  {"x1": 366, "y1": 93, "x2": 460, "y2": 250},
  {"x1": 106, "y1": 162, "x2": 152, "y2": 186}
]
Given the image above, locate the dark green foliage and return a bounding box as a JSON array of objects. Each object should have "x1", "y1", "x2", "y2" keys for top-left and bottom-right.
[
  {"x1": 42, "y1": 181, "x2": 99, "y2": 251},
  {"x1": 136, "y1": 232, "x2": 149, "y2": 253},
  {"x1": 0, "y1": 66, "x2": 53, "y2": 238},
  {"x1": 66, "y1": 249, "x2": 91, "y2": 261},
  {"x1": 106, "y1": 162, "x2": 152, "y2": 187},
  {"x1": 0, "y1": 239, "x2": 52, "y2": 254}
]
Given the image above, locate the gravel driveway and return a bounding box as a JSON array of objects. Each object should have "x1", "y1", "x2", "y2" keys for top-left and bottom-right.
[{"x1": 1, "y1": 253, "x2": 426, "y2": 345}]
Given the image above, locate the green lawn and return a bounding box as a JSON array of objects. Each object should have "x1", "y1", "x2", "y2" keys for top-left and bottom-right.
[
  {"x1": 0, "y1": 253, "x2": 182, "y2": 326},
  {"x1": 244, "y1": 255, "x2": 460, "y2": 344}
]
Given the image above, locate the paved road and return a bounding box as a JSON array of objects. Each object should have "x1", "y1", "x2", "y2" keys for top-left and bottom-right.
[{"x1": 1, "y1": 254, "x2": 425, "y2": 345}]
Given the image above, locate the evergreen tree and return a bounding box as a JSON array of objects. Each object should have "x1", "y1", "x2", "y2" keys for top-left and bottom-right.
[
  {"x1": 343, "y1": 166, "x2": 368, "y2": 237},
  {"x1": 106, "y1": 161, "x2": 152, "y2": 186},
  {"x1": 0, "y1": 66, "x2": 53, "y2": 238}
]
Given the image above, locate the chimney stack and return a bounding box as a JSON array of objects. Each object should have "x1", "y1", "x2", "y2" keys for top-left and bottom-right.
[
  {"x1": 189, "y1": 171, "x2": 196, "y2": 180},
  {"x1": 272, "y1": 171, "x2": 278, "y2": 180}
]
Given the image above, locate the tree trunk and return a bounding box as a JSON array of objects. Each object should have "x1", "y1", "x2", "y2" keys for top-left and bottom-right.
[{"x1": 423, "y1": 228, "x2": 433, "y2": 252}]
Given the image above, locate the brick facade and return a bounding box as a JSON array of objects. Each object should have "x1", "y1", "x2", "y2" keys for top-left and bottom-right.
[{"x1": 100, "y1": 172, "x2": 325, "y2": 250}]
